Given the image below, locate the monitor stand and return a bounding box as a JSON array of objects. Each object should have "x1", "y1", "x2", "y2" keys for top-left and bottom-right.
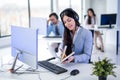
[
  {"x1": 109, "y1": 23, "x2": 114, "y2": 28},
  {"x1": 9, "y1": 51, "x2": 39, "y2": 74},
  {"x1": 9, "y1": 52, "x2": 23, "y2": 73}
]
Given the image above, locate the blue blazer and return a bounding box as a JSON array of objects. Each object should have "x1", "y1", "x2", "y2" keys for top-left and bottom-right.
[
  {"x1": 72, "y1": 27, "x2": 93, "y2": 63},
  {"x1": 47, "y1": 21, "x2": 64, "y2": 36},
  {"x1": 59, "y1": 27, "x2": 93, "y2": 63}
]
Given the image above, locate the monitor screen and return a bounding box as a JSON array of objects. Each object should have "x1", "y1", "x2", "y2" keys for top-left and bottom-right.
[
  {"x1": 100, "y1": 14, "x2": 117, "y2": 28},
  {"x1": 11, "y1": 26, "x2": 38, "y2": 69},
  {"x1": 30, "y1": 17, "x2": 47, "y2": 35}
]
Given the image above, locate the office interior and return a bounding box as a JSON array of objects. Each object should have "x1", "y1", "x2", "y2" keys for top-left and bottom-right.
[{"x1": 0, "y1": 0, "x2": 120, "y2": 80}]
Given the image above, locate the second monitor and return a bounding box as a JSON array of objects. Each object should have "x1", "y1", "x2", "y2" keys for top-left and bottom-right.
[{"x1": 100, "y1": 14, "x2": 117, "y2": 28}]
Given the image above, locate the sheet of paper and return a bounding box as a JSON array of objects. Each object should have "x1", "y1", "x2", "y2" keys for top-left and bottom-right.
[{"x1": 61, "y1": 52, "x2": 75, "y2": 63}]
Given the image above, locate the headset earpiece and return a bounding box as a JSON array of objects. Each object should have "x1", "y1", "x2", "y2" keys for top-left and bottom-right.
[
  {"x1": 74, "y1": 15, "x2": 79, "y2": 21},
  {"x1": 70, "y1": 9, "x2": 79, "y2": 21},
  {"x1": 60, "y1": 8, "x2": 79, "y2": 21},
  {"x1": 73, "y1": 11, "x2": 79, "y2": 21}
]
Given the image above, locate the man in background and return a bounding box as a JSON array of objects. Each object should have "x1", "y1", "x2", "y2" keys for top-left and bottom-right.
[
  {"x1": 47, "y1": 13, "x2": 64, "y2": 57},
  {"x1": 47, "y1": 12, "x2": 64, "y2": 36}
]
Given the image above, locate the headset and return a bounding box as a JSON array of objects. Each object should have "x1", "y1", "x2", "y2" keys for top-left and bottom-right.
[
  {"x1": 60, "y1": 8, "x2": 79, "y2": 21},
  {"x1": 71, "y1": 9, "x2": 79, "y2": 21}
]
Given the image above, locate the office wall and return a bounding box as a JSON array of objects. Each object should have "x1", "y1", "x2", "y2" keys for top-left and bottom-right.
[
  {"x1": 106, "y1": 0, "x2": 118, "y2": 45},
  {"x1": 83, "y1": 0, "x2": 91, "y2": 16},
  {"x1": 106, "y1": 0, "x2": 117, "y2": 13},
  {"x1": 90, "y1": 0, "x2": 106, "y2": 25}
]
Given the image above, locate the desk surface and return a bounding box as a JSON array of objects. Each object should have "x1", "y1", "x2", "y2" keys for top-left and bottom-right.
[
  {"x1": 38, "y1": 35, "x2": 62, "y2": 43},
  {"x1": 0, "y1": 60, "x2": 120, "y2": 80},
  {"x1": 88, "y1": 27, "x2": 118, "y2": 30}
]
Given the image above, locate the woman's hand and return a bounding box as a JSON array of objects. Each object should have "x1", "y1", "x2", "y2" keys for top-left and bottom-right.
[{"x1": 62, "y1": 56, "x2": 75, "y2": 64}]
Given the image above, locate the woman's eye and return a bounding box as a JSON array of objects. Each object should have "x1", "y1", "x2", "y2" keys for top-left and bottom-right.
[{"x1": 68, "y1": 19, "x2": 71, "y2": 22}]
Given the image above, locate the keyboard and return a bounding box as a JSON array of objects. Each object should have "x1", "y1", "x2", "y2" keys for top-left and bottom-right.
[{"x1": 38, "y1": 61, "x2": 67, "y2": 74}]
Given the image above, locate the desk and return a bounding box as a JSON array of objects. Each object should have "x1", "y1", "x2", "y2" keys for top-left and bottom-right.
[
  {"x1": 88, "y1": 28, "x2": 119, "y2": 55},
  {"x1": 0, "y1": 60, "x2": 120, "y2": 80},
  {"x1": 38, "y1": 35, "x2": 62, "y2": 43},
  {"x1": 38, "y1": 35, "x2": 62, "y2": 59}
]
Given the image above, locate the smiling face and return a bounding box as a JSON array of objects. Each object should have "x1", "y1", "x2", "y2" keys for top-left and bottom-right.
[
  {"x1": 88, "y1": 10, "x2": 94, "y2": 17},
  {"x1": 63, "y1": 15, "x2": 76, "y2": 31}
]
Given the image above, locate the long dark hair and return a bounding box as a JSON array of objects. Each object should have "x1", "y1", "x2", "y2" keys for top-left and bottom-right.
[
  {"x1": 87, "y1": 8, "x2": 96, "y2": 24},
  {"x1": 60, "y1": 8, "x2": 80, "y2": 55}
]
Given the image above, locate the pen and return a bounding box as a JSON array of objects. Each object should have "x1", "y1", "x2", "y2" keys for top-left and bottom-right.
[{"x1": 61, "y1": 46, "x2": 67, "y2": 59}]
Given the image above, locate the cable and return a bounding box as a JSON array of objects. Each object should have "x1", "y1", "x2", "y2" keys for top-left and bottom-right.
[
  {"x1": 15, "y1": 66, "x2": 51, "y2": 80},
  {"x1": 15, "y1": 69, "x2": 44, "y2": 80},
  {"x1": 0, "y1": 70, "x2": 6, "y2": 72},
  {"x1": 38, "y1": 73, "x2": 42, "y2": 80},
  {"x1": 45, "y1": 57, "x2": 56, "y2": 61},
  {"x1": 25, "y1": 67, "x2": 38, "y2": 72},
  {"x1": 60, "y1": 75, "x2": 71, "y2": 80}
]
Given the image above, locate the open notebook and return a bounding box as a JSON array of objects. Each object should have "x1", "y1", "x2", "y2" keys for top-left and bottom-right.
[{"x1": 61, "y1": 46, "x2": 75, "y2": 63}]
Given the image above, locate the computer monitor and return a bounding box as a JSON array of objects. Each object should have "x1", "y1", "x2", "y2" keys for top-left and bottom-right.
[
  {"x1": 10, "y1": 26, "x2": 38, "y2": 73},
  {"x1": 30, "y1": 17, "x2": 47, "y2": 35},
  {"x1": 100, "y1": 14, "x2": 117, "y2": 28}
]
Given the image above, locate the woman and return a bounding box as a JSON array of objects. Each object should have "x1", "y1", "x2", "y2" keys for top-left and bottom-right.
[
  {"x1": 59, "y1": 8, "x2": 93, "y2": 64},
  {"x1": 85, "y1": 8, "x2": 104, "y2": 52}
]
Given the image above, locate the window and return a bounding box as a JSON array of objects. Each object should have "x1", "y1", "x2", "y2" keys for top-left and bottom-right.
[
  {"x1": 0, "y1": 0, "x2": 29, "y2": 37},
  {"x1": 0, "y1": 0, "x2": 83, "y2": 37},
  {"x1": 71, "y1": 0, "x2": 82, "y2": 23},
  {"x1": 30, "y1": 0, "x2": 50, "y2": 18},
  {"x1": 57, "y1": 0, "x2": 83, "y2": 23}
]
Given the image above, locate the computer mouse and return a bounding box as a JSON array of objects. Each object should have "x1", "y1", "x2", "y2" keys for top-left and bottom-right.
[{"x1": 70, "y1": 69, "x2": 79, "y2": 76}]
